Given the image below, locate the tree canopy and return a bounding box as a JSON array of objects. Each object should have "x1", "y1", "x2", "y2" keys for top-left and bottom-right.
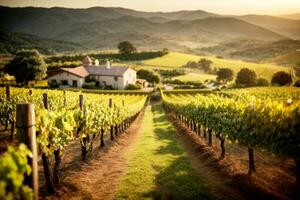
[
  {"x1": 4, "y1": 49, "x2": 47, "y2": 85},
  {"x1": 117, "y1": 41, "x2": 137, "y2": 54},
  {"x1": 198, "y1": 58, "x2": 213, "y2": 73},
  {"x1": 216, "y1": 68, "x2": 234, "y2": 83},
  {"x1": 235, "y1": 68, "x2": 257, "y2": 86},
  {"x1": 271, "y1": 71, "x2": 293, "y2": 86},
  {"x1": 137, "y1": 69, "x2": 160, "y2": 84}
]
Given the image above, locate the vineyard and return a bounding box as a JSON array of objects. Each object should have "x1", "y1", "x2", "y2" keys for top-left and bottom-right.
[
  {"x1": 0, "y1": 87, "x2": 148, "y2": 199},
  {"x1": 1, "y1": 86, "x2": 300, "y2": 199},
  {"x1": 162, "y1": 87, "x2": 300, "y2": 198}
]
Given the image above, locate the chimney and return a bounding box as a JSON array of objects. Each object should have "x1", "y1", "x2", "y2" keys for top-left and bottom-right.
[
  {"x1": 94, "y1": 59, "x2": 99, "y2": 66},
  {"x1": 106, "y1": 60, "x2": 111, "y2": 69}
]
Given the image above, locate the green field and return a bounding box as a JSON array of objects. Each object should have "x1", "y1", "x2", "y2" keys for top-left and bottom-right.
[
  {"x1": 172, "y1": 73, "x2": 217, "y2": 83},
  {"x1": 141, "y1": 52, "x2": 291, "y2": 80}
]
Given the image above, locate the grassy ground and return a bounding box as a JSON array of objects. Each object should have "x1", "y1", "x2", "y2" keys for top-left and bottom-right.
[
  {"x1": 140, "y1": 52, "x2": 291, "y2": 80},
  {"x1": 114, "y1": 103, "x2": 212, "y2": 200},
  {"x1": 172, "y1": 73, "x2": 217, "y2": 83}
]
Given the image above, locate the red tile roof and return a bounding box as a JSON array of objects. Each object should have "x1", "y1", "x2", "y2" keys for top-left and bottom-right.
[{"x1": 61, "y1": 66, "x2": 89, "y2": 78}]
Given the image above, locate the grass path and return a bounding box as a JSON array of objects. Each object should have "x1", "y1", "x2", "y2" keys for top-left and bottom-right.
[{"x1": 114, "y1": 103, "x2": 212, "y2": 200}]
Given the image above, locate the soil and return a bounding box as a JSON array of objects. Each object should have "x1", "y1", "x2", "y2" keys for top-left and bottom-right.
[
  {"x1": 42, "y1": 108, "x2": 146, "y2": 200},
  {"x1": 167, "y1": 112, "x2": 295, "y2": 200}
]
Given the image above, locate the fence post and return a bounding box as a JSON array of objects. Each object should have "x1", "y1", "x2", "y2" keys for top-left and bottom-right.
[
  {"x1": 79, "y1": 94, "x2": 84, "y2": 110},
  {"x1": 63, "y1": 90, "x2": 66, "y2": 106},
  {"x1": 6, "y1": 85, "x2": 10, "y2": 101},
  {"x1": 109, "y1": 98, "x2": 114, "y2": 141},
  {"x1": 43, "y1": 93, "x2": 48, "y2": 109},
  {"x1": 16, "y1": 104, "x2": 39, "y2": 200}
]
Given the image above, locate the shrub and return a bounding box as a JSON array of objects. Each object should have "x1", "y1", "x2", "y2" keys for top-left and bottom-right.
[
  {"x1": 235, "y1": 68, "x2": 257, "y2": 86},
  {"x1": 49, "y1": 81, "x2": 61, "y2": 88},
  {"x1": 294, "y1": 80, "x2": 300, "y2": 87},
  {"x1": 198, "y1": 58, "x2": 213, "y2": 73},
  {"x1": 271, "y1": 71, "x2": 293, "y2": 86},
  {"x1": 125, "y1": 84, "x2": 141, "y2": 90},
  {"x1": 137, "y1": 69, "x2": 160, "y2": 84},
  {"x1": 256, "y1": 78, "x2": 269, "y2": 86},
  {"x1": 216, "y1": 68, "x2": 234, "y2": 83}
]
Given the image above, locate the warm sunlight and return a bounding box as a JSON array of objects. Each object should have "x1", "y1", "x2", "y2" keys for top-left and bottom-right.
[
  {"x1": 1, "y1": 0, "x2": 300, "y2": 14},
  {"x1": 0, "y1": 0, "x2": 300, "y2": 200}
]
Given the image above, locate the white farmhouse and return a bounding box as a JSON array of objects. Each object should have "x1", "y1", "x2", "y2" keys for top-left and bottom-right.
[{"x1": 48, "y1": 56, "x2": 137, "y2": 89}]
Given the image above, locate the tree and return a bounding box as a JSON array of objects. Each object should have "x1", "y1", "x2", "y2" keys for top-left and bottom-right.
[
  {"x1": 271, "y1": 71, "x2": 293, "y2": 86},
  {"x1": 137, "y1": 69, "x2": 160, "y2": 84},
  {"x1": 198, "y1": 58, "x2": 213, "y2": 73},
  {"x1": 235, "y1": 68, "x2": 257, "y2": 86},
  {"x1": 184, "y1": 61, "x2": 198, "y2": 68},
  {"x1": 256, "y1": 78, "x2": 269, "y2": 86},
  {"x1": 117, "y1": 41, "x2": 137, "y2": 54},
  {"x1": 294, "y1": 80, "x2": 300, "y2": 87},
  {"x1": 216, "y1": 68, "x2": 234, "y2": 83},
  {"x1": 5, "y1": 49, "x2": 47, "y2": 85}
]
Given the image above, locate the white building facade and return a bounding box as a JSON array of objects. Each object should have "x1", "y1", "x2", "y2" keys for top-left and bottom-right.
[{"x1": 48, "y1": 56, "x2": 137, "y2": 90}]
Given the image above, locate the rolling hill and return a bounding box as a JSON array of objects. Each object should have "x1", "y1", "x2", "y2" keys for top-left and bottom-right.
[
  {"x1": 140, "y1": 52, "x2": 290, "y2": 80},
  {"x1": 199, "y1": 39, "x2": 300, "y2": 62},
  {"x1": 0, "y1": 31, "x2": 83, "y2": 55},
  {"x1": 237, "y1": 15, "x2": 300, "y2": 39},
  {"x1": 0, "y1": 6, "x2": 289, "y2": 52}
]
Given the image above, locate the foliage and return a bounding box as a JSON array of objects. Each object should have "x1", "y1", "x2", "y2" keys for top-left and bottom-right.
[
  {"x1": 156, "y1": 69, "x2": 186, "y2": 79},
  {"x1": 4, "y1": 49, "x2": 47, "y2": 85},
  {"x1": 294, "y1": 80, "x2": 300, "y2": 87},
  {"x1": 46, "y1": 50, "x2": 168, "y2": 64},
  {"x1": 198, "y1": 58, "x2": 213, "y2": 73},
  {"x1": 118, "y1": 41, "x2": 137, "y2": 54},
  {"x1": 0, "y1": 144, "x2": 33, "y2": 200},
  {"x1": 137, "y1": 69, "x2": 160, "y2": 84},
  {"x1": 271, "y1": 71, "x2": 293, "y2": 86},
  {"x1": 256, "y1": 78, "x2": 269, "y2": 86},
  {"x1": 162, "y1": 87, "x2": 300, "y2": 161},
  {"x1": 125, "y1": 84, "x2": 141, "y2": 90},
  {"x1": 0, "y1": 31, "x2": 81, "y2": 55},
  {"x1": 216, "y1": 68, "x2": 234, "y2": 83},
  {"x1": 182, "y1": 58, "x2": 213, "y2": 73},
  {"x1": 235, "y1": 68, "x2": 257, "y2": 86}
]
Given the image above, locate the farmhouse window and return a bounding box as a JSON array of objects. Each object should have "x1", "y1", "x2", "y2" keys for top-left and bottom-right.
[{"x1": 114, "y1": 76, "x2": 118, "y2": 81}]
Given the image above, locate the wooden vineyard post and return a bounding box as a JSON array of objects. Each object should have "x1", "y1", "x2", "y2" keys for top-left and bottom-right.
[
  {"x1": 109, "y1": 98, "x2": 114, "y2": 141},
  {"x1": 6, "y1": 85, "x2": 10, "y2": 101},
  {"x1": 79, "y1": 94, "x2": 88, "y2": 161},
  {"x1": 63, "y1": 90, "x2": 66, "y2": 106},
  {"x1": 41, "y1": 93, "x2": 55, "y2": 193},
  {"x1": 248, "y1": 146, "x2": 256, "y2": 175},
  {"x1": 79, "y1": 94, "x2": 84, "y2": 110},
  {"x1": 29, "y1": 89, "x2": 33, "y2": 96},
  {"x1": 16, "y1": 104, "x2": 39, "y2": 200},
  {"x1": 43, "y1": 93, "x2": 48, "y2": 109}
]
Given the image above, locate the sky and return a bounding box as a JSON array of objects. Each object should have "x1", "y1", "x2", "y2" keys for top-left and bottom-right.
[{"x1": 0, "y1": 0, "x2": 300, "y2": 15}]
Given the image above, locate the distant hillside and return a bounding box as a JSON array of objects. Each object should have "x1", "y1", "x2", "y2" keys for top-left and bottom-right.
[
  {"x1": 200, "y1": 39, "x2": 300, "y2": 62},
  {"x1": 0, "y1": 6, "x2": 288, "y2": 52},
  {"x1": 267, "y1": 51, "x2": 300, "y2": 66},
  {"x1": 237, "y1": 15, "x2": 300, "y2": 39},
  {"x1": 278, "y1": 13, "x2": 300, "y2": 20},
  {"x1": 0, "y1": 31, "x2": 83, "y2": 55}
]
